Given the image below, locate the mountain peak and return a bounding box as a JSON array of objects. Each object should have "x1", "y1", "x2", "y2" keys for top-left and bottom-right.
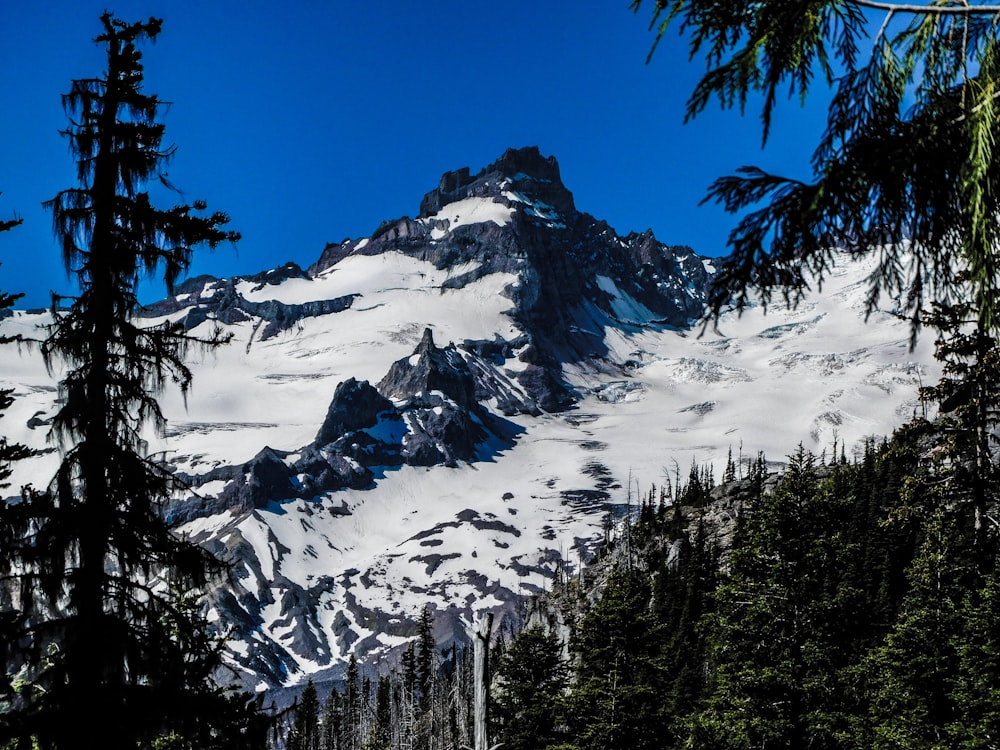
[
  {"x1": 416, "y1": 326, "x2": 436, "y2": 353},
  {"x1": 486, "y1": 145, "x2": 561, "y2": 182},
  {"x1": 418, "y1": 146, "x2": 573, "y2": 219}
]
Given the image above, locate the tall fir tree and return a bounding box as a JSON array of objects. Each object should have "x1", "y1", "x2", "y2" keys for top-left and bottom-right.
[
  {"x1": 344, "y1": 653, "x2": 360, "y2": 750},
  {"x1": 0, "y1": 14, "x2": 260, "y2": 750},
  {"x1": 947, "y1": 565, "x2": 1000, "y2": 747},
  {"x1": 288, "y1": 679, "x2": 321, "y2": 750},
  {"x1": 860, "y1": 506, "x2": 965, "y2": 749},
  {"x1": 685, "y1": 447, "x2": 862, "y2": 748}
]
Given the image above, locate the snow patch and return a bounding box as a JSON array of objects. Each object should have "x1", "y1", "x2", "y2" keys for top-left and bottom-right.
[{"x1": 424, "y1": 197, "x2": 514, "y2": 240}]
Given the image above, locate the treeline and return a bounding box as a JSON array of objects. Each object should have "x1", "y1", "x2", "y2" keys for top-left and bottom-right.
[
  {"x1": 516, "y1": 420, "x2": 1000, "y2": 749},
  {"x1": 287, "y1": 419, "x2": 1000, "y2": 749},
  {"x1": 281, "y1": 608, "x2": 480, "y2": 750}
]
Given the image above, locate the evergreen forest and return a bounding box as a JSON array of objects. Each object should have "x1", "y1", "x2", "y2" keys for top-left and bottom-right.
[{"x1": 279, "y1": 416, "x2": 1000, "y2": 749}]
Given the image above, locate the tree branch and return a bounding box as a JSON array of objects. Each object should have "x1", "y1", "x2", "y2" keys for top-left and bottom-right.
[{"x1": 854, "y1": 0, "x2": 1000, "y2": 14}]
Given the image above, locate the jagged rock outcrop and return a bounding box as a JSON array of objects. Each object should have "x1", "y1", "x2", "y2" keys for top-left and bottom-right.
[
  {"x1": 141, "y1": 263, "x2": 358, "y2": 340},
  {"x1": 378, "y1": 328, "x2": 477, "y2": 410},
  {"x1": 316, "y1": 378, "x2": 394, "y2": 445},
  {"x1": 310, "y1": 146, "x2": 711, "y2": 371},
  {"x1": 169, "y1": 326, "x2": 530, "y2": 525},
  {"x1": 141, "y1": 147, "x2": 709, "y2": 414},
  {"x1": 128, "y1": 147, "x2": 722, "y2": 686}
]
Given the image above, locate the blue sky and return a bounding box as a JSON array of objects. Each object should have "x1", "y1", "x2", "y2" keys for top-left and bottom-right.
[{"x1": 0, "y1": 1, "x2": 830, "y2": 309}]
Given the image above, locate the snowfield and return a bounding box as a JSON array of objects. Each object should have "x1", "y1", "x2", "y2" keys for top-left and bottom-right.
[
  {"x1": 0, "y1": 248, "x2": 938, "y2": 687},
  {"x1": 0, "y1": 144, "x2": 940, "y2": 689}
]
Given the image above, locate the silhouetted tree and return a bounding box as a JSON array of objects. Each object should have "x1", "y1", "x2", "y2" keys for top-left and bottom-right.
[
  {"x1": 0, "y1": 198, "x2": 34, "y2": 720},
  {"x1": 634, "y1": 1, "x2": 1000, "y2": 343},
  {"x1": 0, "y1": 13, "x2": 257, "y2": 750}
]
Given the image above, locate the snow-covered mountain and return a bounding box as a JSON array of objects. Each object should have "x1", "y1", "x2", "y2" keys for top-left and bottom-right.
[{"x1": 0, "y1": 147, "x2": 937, "y2": 690}]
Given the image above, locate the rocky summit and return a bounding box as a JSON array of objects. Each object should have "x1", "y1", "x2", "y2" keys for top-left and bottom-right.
[{"x1": 0, "y1": 147, "x2": 937, "y2": 691}]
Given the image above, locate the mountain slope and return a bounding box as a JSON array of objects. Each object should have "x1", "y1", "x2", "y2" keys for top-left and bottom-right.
[{"x1": 0, "y1": 147, "x2": 937, "y2": 689}]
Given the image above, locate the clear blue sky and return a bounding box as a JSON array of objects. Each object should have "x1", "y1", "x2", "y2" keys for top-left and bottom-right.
[{"x1": 0, "y1": 1, "x2": 830, "y2": 309}]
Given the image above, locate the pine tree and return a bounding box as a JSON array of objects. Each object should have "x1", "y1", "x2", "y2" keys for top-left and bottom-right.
[
  {"x1": 920, "y1": 299, "x2": 1000, "y2": 559},
  {"x1": 320, "y1": 687, "x2": 342, "y2": 750},
  {"x1": 369, "y1": 675, "x2": 391, "y2": 750},
  {"x1": 564, "y1": 568, "x2": 665, "y2": 749},
  {"x1": 723, "y1": 446, "x2": 736, "y2": 484},
  {"x1": 288, "y1": 679, "x2": 320, "y2": 750},
  {"x1": 650, "y1": 518, "x2": 718, "y2": 741},
  {"x1": 0, "y1": 14, "x2": 255, "y2": 750},
  {"x1": 685, "y1": 447, "x2": 865, "y2": 748},
  {"x1": 416, "y1": 607, "x2": 435, "y2": 712},
  {"x1": 0, "y1": 200, "x2": 33, "y2": 721},
  {"x1": 344, "y1": 654, "x2": 360, "y2": 750},
  {"x1": 860, "y1": 507, "x2": 965, "y2": 749},
  {"x1": 493, "y1": 624, "x2": 570, "y2": 750},
  {"x1": 412, "y1": 607, "x2": 437, "y2": 749},
  {"x1": 948, "y1": 566, "x2": 1000, "y2": 747}
]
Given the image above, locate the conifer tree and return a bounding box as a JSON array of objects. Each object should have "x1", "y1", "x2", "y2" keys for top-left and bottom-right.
[
  {"x1": 370, "y1": 675, "x2": 391, "y2": 750},
  {"x1": 564, "y1": 567, "x2": 664, "y2": 749},
  {"x1": 685, "y1": 447, "x2": 863, "y2": 748},
  {"x1": 320, "y1": 686, "x2": 342, "y2": 750},
  {"x1": 0, "y1": 14, "x2": 255, "y2": 750},
  {"x1": 415, "y1": 607, "x2": 435, "y2": 712},
  {"x1": 920, "y1": 299, "x2": 1000, "y2": 558},
  {"x1": 860, "y1": 506, "x2": 965, "y2": 748},
  {"x1": 0, "y1": 199, "x2": 29, "y2": 490},
  {"x1": 344, "y1": 654, "x2": 360, "y2": 750},
  {"x1": 633, "y1": 1, "x2": 1000, "y2": 345},
  {"x1": 0, "y1": 201, "x2": 33, "y2": 719},
  {"x1": 288, "y1": 679, "x2": 320, "y2": 750},
  {"x1": 493, "y1": 624, "x2": 569, "y2": 750},
  {"x1": 948, "y1": 566, "x2": 1000, "y2": 746}
]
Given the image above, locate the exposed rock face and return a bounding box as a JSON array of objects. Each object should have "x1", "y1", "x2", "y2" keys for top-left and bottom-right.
[
  {"x1": 417, "y1": 147, "x2": 572, "y2": 219},
  {"x1": 378, "y1": 329, "x2": 477, "y2": 410},
  {"x1": 142, "y1": 263, "x2": 358, "y2": 340},
  {"x1": 310, "y1": 146, "x2": 711, "y2": 371},
  {"x1": 131, "y1": 147, "x2": 719, "y2": 688},
  {"x1": 142, "y1": 147, "x2": 709, "y2": 415},
  {"x1": 316, "y1": 378, "x2": 394, "y2": 445},
  {"x1": 170, "y1": 327, "x2": 528, "y2": 527}
]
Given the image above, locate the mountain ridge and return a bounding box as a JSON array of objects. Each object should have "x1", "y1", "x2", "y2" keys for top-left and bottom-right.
[{"x1": 0, "y1": 147, "x2": 937, "y2": 691}]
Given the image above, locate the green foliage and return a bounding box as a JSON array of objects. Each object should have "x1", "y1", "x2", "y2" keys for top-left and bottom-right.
[
  {"x1": 634, "y1": 0, "x2": 1000, "y2": 344},
  {"x1": 860, "y1": 507, "x2": 964, "y2": 749},
  {"x1": 687, "y1": 448, "x2": 844, "y2": 748},
  {"x1": 562, "y1": 568, "x2": 667, "y2": 750},
  {"x1": 947, "y1": 566, "x2": 1000, "y2": 747},
  {"x1": 494, "y1": 624, "x2": 570, "y2": 750}
]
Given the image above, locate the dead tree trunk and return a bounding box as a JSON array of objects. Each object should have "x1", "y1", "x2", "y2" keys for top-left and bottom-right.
[{"x1": 473, "y1": 611, "x2": 493, "y2": 750}]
